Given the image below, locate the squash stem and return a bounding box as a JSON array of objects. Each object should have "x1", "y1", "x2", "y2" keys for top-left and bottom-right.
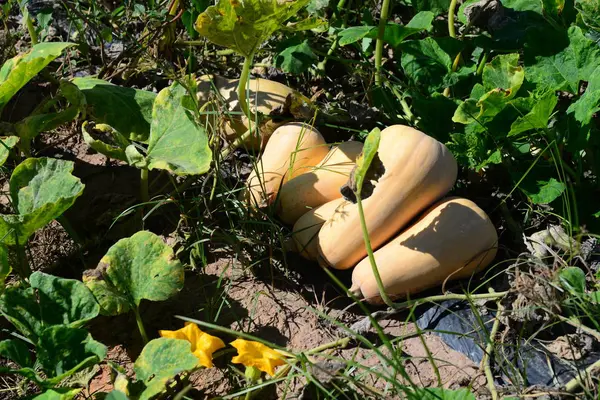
[
  {"x1": 134, "y1": 307, "x2": 149, "y2": 345},
  {"x1": 442, "y1": 0, "x2": 459, "y2": 97},
  {"x1": 140, "y1": 168, "x2": 150, "y2": 203},
  {"x1": 238, "y1": 54, "x2": 255, "y2": 123},
  {"x1": 355, "y1": 194, "x2": 395, "y2": 308},
  {"x1": 220, "y1": 128, "x2": 251, "y2": 159},
  {"x1": 24, "y1": 10, "x2": 39, "y2": 45},
  {"x1": 374, "y1": 0, "x2": 391, "y2": 86}
]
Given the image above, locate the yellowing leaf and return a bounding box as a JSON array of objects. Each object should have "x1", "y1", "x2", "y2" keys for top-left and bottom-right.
[
  {"x1": 230, "y1": 339, "x2": 286, "y2": 376},
  {"x1": 159, "y1": 322, "x2": 225, "y2": 368}
]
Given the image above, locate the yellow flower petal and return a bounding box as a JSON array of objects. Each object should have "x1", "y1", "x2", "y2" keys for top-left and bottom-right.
[
  {"x1": 159, "y1": 322, "x2": 225, "y2": 368},
  {"x1": 230, "y1": 339, "x2": 286, "y2": 376}
]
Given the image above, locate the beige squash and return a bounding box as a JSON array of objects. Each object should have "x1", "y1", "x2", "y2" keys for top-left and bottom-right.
[
  {"x1": 276, "y1": 141, "x2": 363, "y2": 225},
  {"x1": 350, "y1": 197, "x2": 498, "y2": 304},
  {"x1": 317, "y1": 125, "x2": 458, "y2": 270},
  {"x1": 197, "y1": 75, "x2": 312, "y2": 149},
  {"x1": 242, "y1": 123, "x2": 329, "y2": 208},
  {"x1": 291, "y1": 198, "x2": 346, "y2": 260}
]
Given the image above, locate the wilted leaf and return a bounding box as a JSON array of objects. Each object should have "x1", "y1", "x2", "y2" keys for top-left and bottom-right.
[
  {"x1": 0, "y1": 136, "x2": 19, "y2": 167},
  {"x1": 83, "y1": 231, "x2": 184, "y2": 316},
  {"x1": 0, "y1": 42, "x2": 75, "y2": 111},
  {"x1": 354, "y1": 127, "x2": 381, "y2": 195},
  {"x1": 73, "y1": 77, "x2": 156, "y2": 142},
  {"x1": 81, "y1": 122, "x2": 130, "y2": 163},
  {"x1": 195, "y1": 0, "x2": 311, "y2": 57},
  {"x1": 146, "y1": 83, "x2": 212, "y2": 176},
  {"x1": 36, "y1": 325, "x2": 106, "y2": 381},
  {"x1": 134, "y1": 338, "x2": 199, "y2": 400},
  {"x1": 0, "y1": 158, "x2": 84, "y2": 246}
]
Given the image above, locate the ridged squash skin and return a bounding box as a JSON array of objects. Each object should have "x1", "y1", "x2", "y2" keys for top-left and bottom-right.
[
  {"x1": 277, "y1": 141, "x2": 363, "y2": 225},
  {"x1": 292, "y1": 198, "x2": 345, "y2": 260},
  {"x1": 317, "y1": 125, "x2": 458, "y2": 270},
  {"x1": 197, "y1": 75, "x2": 311, "y2": 149},
  {"x1": 350, "y1": 197, "x2": 498, "y2": 304},
  {"x1": 242, "y1": 123, "x2": 328, "y2": 208}
]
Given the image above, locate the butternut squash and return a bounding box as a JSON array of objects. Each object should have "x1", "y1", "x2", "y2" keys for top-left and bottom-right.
[
  {"x1": 350, "y1": 197, "x2": 498, "y2": 304},
  {"x1": 291, "y1": 198, "x2": 346, "y2": 260},
  {"x1": 317, "y1": 125, "x2": 458, "y2": 270},
  {"x1": 242, "y1": 123, "x2": 329, "y2": 208},
  {"x1": 276, "y1": 141, "x2": 363, "y2": 225},
  {"x1": 197, "y1": 75, "x2": 312, "y2": 149}
]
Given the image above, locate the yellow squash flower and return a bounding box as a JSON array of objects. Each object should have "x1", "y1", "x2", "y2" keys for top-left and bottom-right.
[
  {"x1": 159, "y1": 322, "x2": 225, "y2": 368},
  {"x1": 230, "y1": 339, "x2": 286, "y2": 376}
]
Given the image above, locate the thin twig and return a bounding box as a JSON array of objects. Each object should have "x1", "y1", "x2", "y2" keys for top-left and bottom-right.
[{"x1": 481, "y1": 292, "x2": 503, "y2": 400}]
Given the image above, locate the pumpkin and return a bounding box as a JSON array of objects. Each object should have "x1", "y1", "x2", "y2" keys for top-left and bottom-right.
[
  {"x1": 241, "y1": 123, "x2": 329, "y2": 208},
  {"x1": 317, "y1": 125, "x2": 458, "y2": 270},
  {"x1": 197, "y1": 75, "x2": 312, "y2": 149},
  {"x1": 276, "y1": 141, "x2": 363, "y2": 225},
  {"x1": 350, "y1": 197, "x2": 498, "y2": 304},
  {"x1": 291, "y1": 198, "x2": 346, "y2": 260}
]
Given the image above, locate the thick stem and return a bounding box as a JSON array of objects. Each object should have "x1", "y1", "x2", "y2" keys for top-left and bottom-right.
[
  {"x1": 220, "y1": 129, "x2": 251, "y2": 159},
  {"x1": 134, "y1": 307, "x2": 149, "y2": 344},
  {"x1": 355, "y1": 194, "x2": 395, "y2": 308},
  {"x1": 565, "y1": 357, "x2": 600, "y2": 393},
  {"x1": 25, "y1": 13, "x2": 38, "y2": 45},
  {"x1": 482, "y1": 293, "x2": 502, "y2": 400},
  {"x1": 447, "y1": 0, "x2": 458, "y2": 38},
  {"x1": 374, "y1": 0, "x2": 391, "y2": 86},
  {"x1": 140, "y1": 168, "x2": 150, "y2": 203},
  {"x1": 238, "y1": 54, "x2": 255, "y2": 123}
]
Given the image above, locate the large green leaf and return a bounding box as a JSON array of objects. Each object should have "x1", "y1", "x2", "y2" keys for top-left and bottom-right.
[
  {"x1": 0, "y1": 136, "x2": 19, "y2": 167},
  {"x1": 526, "y1": 26, "x2": 600, "y2": 93},
  {"x1": 567, "y1": 65, "x2": 600, "y2": 125},
  {"x1": 29, "y1": 272, "x2": 100, "y2": 328},
  {"x1": 0, "y1": 338, "x2": 32, "y2": 368},
  {"x1": 0, "y1": 272, "x2": 99, "y2": 341},
  {"x1": 83, "y1": 231, "x2": 184, "y2": 316},
  {"x1": 400, "y1": 37, "x2": 454, "y2": 91},
  {"x1": 275, "y1": 40, "x2": 317, "y2": 74},
  {"x1": 36, "y1": 325, "x2": 106, "y2": 380},
  {"x1": 521, "y1": 177, "x2": 566, "y2": 204},
  {"x1": 0, "y1": 42, "x2": 75, "y2": 111},
  {"x1": 508, "y1": 91, "x2": 558, "y2": 136},
  {"x1": 194, "y1": 0, "x2": 310, "y2": 57},
  {"x1": 72, "y1": 77, "x2": 156, "y2": 142},
  {"x1": 145, "y1": 83, "x2": 212, "y2": 176},
  {"x1": 0, "y1": 158, "x2": 85, "y2": 246},
  {"x1": 134, "y1": 338, "x2": 199, "y2": 400}
]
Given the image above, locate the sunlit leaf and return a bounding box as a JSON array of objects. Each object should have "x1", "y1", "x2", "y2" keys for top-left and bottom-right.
[
  {"x1": 508, "y1": 91, "x2": 558, "y2": 136},
  {"x1": 0, "y1": 136, "x2": 19, "y2": 167},
  {"x1": 559, "y1": 266, "x2": 587, "y2": 294},
  {"x1": 567, "y1": 65, "x2": 600, "y2": 125},
  {"x1": 83, "y1": 231, "x2": 184, "y2": 316},
  {"x1": 134, "y1": 338, "x2": 199, "y2": 400},
  {"x1": 195, "y1": 0, "x2": 311, "y2": 57},
  {"x1": 0, "y1": 42, "x2": 75, "y2": 111},
  {"x1": 354, "y1": 127, "x2": 381, "y2": 195}
]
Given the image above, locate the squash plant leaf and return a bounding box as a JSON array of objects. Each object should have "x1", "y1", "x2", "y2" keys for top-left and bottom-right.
[
  {"x1": 194, "y1": 0, "x2": 311, "y2": 57},
  {"x1": 0, "y1": 158, "x2": 85, "y2": 246},
  {"x1": 104, "y1": 391, "x2": 130, "y2": 400},
  {"x1": 567, "y1": 65, "x2": 600, "y2": 125},
  {"x1": 410, "y1": 387, "x2": 476, "y2": 400},
  {"x1": 521, "y1": 177, "x2": 566, "y2": 205},
  {"x1": 0, "y1": 272, "x2": 99, "y2": 341},
  {"x1": 83, "y1": 231, "x2": 184, "y2": 316},
  {"x1": 525, "y1": 26, "x2": 600, "y2": 93},
  {"x1": 0, "y1": 338, "x2": 32, "y2": 368},
  {"x1": 81, "y1": 122, "x2": 130, "y2": 163},
  {"x1": 354, "y1": 127, "x2": 381, "y2": 196},
  {"x1": 275, "y1": 40, "x2": 317, "y2": 74},
  {"x1": 36, "y1": 325, "x2": 107, "y2": 382},
  {"x1": 146, "y1": 82, "x2": 212, "y2": 176},
  {"x1": 508, "y1": 91, "x2": 558, "y2": 136},
  {"x1": 559, "y1": 266, "x2": 587, "y2": 295},
  {"x1": 32, "y1": 388, "x2": 82, "y2": 400},
  {"x1": 0, "y1": 243, "x2": 10, "y2": 290},
  {"x1": 134, "y1": 338, "x2": 199, "y2": 400},
  {"x1": 0, "y1": 136, "x2": 19, "y2": 167},
  {"x1": 73, "y1": 77, "x2": 156, "y2": 143},
  {"x1": 0, "y1": 42, "x2": 75, "y2": 112},
  {"x1": 453, "y1": 54, "x2": 524, "y2": 123}
]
